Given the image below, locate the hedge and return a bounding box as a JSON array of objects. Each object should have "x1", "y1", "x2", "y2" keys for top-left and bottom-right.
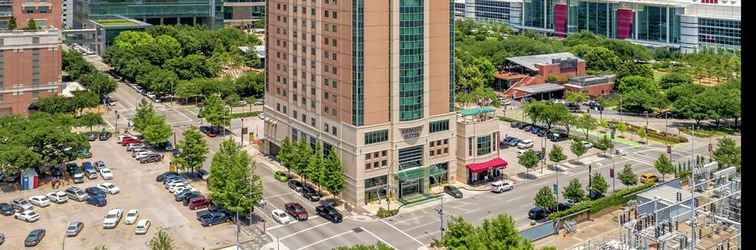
[
  {"x1": 610, "y1": 121, "x2": 687, "y2": 144},
  {"x1": 498, "y1": 116, "x2": 519, "y2": 123},
  {"x1": 376, "y1": 207, "x2": 399, "y2": 218},
  {"x1": 231, "y1": 111, "x2": 261, "y2": 119},
  {"x1": 548, "y1": 183, "x2": 653, "y2": 220}
]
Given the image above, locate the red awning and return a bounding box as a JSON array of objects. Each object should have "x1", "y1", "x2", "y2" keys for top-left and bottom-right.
[{"x1": 466, "y1": 157, "x2": 508, "y2": 173}]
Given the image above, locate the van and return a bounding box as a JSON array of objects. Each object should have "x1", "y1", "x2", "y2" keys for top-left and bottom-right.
[
  {"x1": 490, "y1": 180, "x2": 514, "y2": 193},
  {"x1": 640, "y1": 173, "x2": 658, "y2": 184},
  {"x1": 188, "y1": 197, "x2": 210, "y2": 210},
  {"x1": 65, "y1": 187, "x2": 89, "y2": 202}
]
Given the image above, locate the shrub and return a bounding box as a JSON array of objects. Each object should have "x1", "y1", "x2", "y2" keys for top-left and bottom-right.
[
  {"x1": 230, "y1": 111, "x2": 261, "y2": 119},
  {"x1": 548, "y1": 183, "x2": 652, "y2": 220},
  {"x1": 273, "y1": 171, "x2": 289, "y2": 182},
  {"x1": 376, "y1": 207, "x2": 399, "y2": 218}
]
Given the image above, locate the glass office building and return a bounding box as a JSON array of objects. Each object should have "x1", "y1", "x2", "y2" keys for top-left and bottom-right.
[{"x1": 74, "y1": 0, "x2": 224, "y2": 28}]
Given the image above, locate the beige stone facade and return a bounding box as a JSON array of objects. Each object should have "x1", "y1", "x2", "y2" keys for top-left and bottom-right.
[
  {"x1": 455, "y1": 111, "x2": 503, "y2": 185},
  {"x1": 263, "y1": 0, "x2": 455, "y2": 205}
]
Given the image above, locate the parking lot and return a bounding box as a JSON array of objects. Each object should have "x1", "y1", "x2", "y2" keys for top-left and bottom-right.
[{"x1": 0, "y1": 138, "x2": 239, "y2": 249}]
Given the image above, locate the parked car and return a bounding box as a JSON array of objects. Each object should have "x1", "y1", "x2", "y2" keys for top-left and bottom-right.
[
  {"x1": 98, "y1": 183, "x2": 120, "y2": 194},
  {"x1": 99, "y1": 168, "x2": 113, "y2": 180},
  {"x1": 199, "y1": 126, "x2": 218, "y2": 137},
  {"x1": 0, "y1": 203, "x2": 15, "y2": 215},
  {"x1": 188, "y1": 196, "x2": 210, "y2": 210},
  {"x1": 156, "y1": 172, "x2": 179, "y2": 182},
  {"x1": 506, "y1": 137, "x2": 522, "y2": 147},
  {"x1": 103, "y1": 209, "x2": 123, "y2": 229},
  {"x1": 197, "y1": 211, "x2": 228, "y2": 227},
  {"x1": 47, "y1": 191, "x2": 69, "y2": 204},
  {"x1": 517, "y1": 140, "x2": 534, "y2": 149},
  {"x1": 135, "y1": 219, "x2": 151, "y2": 234},
  {"x1": 15, "y1": 210, "x2": 40, "y2": 222},
  {"x1": 528, "y1": 207, "x2": 548, "y2": 221},
  {"x1": 315, "y1": 205, "x2": 343, "y2": 223},
  {"x1": 24, "y1": 229, "x2": 45, "y2": 247},
  {"x1": 78, "y1": 149, "x2": 93, "y2": 159},
  {"x1": 72, "y1": 170, "x2": 85, "y2": 184},
  {"x1": 182, "y1": 192, "x2": 204, "y2": 206},
  {"x1": 85, "y1": 187, "x2": 107, "y2": 198},
  {"x1": 271, "y1": 209, "x2": 295, "y2": 224},
  {"x1": 176, "y1": 190, "x2": 200, "y2": 202},
  {"x1": 124, "y1": 209, "x2": 139, "y2": 225},
  {"x1": 490, "y1": 180, "x2": 514, "y2": 193},
  {"x1": 301, "y1": 186, "x2": 321, "y2": 202},
  {"x1": 94, "y1": 161, "x2": 106, "y2": 171},
  {"x1": 86, "y1": 195, "x2": 107, "y2": 207},
  {"x1": 65, "y1": 187, "x2": 88, "y2": 202},
  {"x1": 285, "y1": 203, "x2": 308, "y2": 221},
  {"x1": 51, "y1": 167, "x2": 63, "y2": 178},
  {"x1": 640, "y1": 173, "x2": 658, "y2": 185},
  {"x1": 65, "y1": 163, "x2": 79, "y2": 176},
  {"x1": 12, "y1": 198, "x2": 33, "y2": 211},
  {"x1": 288, "y1": 180, "x2": 304, "y2": 193},
  {"x1": 443, "y1": 185, "x2": 463, "y2": 199},
  {"x1": 121, "y1": 137, "x2": 142, "y2": 146},
  {"x1": 86, "y1": 132, "x2": 99, "y2": 141},
  {"x1": 28, "y1": 196, "x2": 50, "y2": 208},
  {"x1": 127, "y1": 143, "x2": 147, "y2": 152},
  {"x1": 139, "y1": 154, "x2": 163, "y2": 164},
  {"x1": 83, "y1": 162, "x2": 98, "y2": 179},
  {"x1": 588, "y1": 190, "x2": 604, "y2": 200},
  {"x1": 65, "y1": 222, "x2": 84, "y2": 237},
  {"x1": 548, "y1": 132, "x2": 569, "y2": 142},
  {"x1": 99, "y1": 130, "x2": 112, "y2": 141}
]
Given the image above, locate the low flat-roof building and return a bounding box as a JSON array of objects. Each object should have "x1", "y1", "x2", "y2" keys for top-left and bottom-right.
[
  {"x1": 564, "y1": 75, "x2": 616, "y2": 97},
  {"x1": 504, "y1": 52, "x2": 586, "y2": 82},
  {"x1": 84, "y1": 16, "x2": 151, "y2": 56},
  {"x1": 511, "y1": 83, "x2": 565, "y2": 100},
  {"x1": 456, "y1": 107, "x2": 507, "y2": 185}
]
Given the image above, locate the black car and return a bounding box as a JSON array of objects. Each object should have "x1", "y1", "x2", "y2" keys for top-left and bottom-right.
[
  {"x1": 197, "y1": 211, "x2": 228, "y2": 227},
  {"x1": 443, "y1": 185, "x2": 463, "y2": 199},
  {"x1": 50, "y1": 167, "x2": 64, "y2": 178},
  {"x1": 315, "y1": 205, "x2": 343, "y2": 223},
  {"x1": 139, "y1": 154, "x2": 163, "y2": 164},
  {"x1": 98, "y1": 130, "x2": 112, "y2": 141},
  {"x1": 0, "y1": 203, "x2": 14, "y2": 216},
  {"x1": 65, "y1": 163, "x2": 79, "y2": 176},
  {"x1": 528, "y1": 207, "x2": 548, "y2": 221},
  {"x1": 199, "y1": 126, "x2": 218, "y2": 137},
  {"x1": 301, "y1": 186, "x2": 321, "y2": 202},
  {"x1": 86, "y1": 132, "x2": 99, "y2": 141},
  {"x1": 535, "y1": 128, "x2": 547, "y2": 137},
  {"x1": 176, "y1": 191, "x2": 201, "y2": 202},
  {"x1": 547, "y1": 132, "x2": 568, "y2": 142},
  {"x1": 288, "y1": 180, "x2": 304, "y2": 193},
  {"x1": 86, "y1": 195, "x2": 107, "y2": 207},
  {"x1": 522, "y1": 125, "x2": 533, "y2": 132},
  {"x1": 85, "y1": 187, "x2": 107, "y2": 198},
  {"x1": 588, "y1": 190, "x2": 604, "y2": 200},
  {"x1": 24, "y1": 229, "x2": 45, "y2": 247},
  {"x1": 182, "y1": 192, "x2": 203, "y2": 206},
  {"x1": 156, "y1": 172, "x2": 179, "y2": 182},
  {"x1": 510, "y1": 121, "x2": 524, "y2": 128}
]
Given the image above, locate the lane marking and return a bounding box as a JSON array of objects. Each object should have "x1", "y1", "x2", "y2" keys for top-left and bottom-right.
[
  {"x1": 279, "y1": 221, "x2": 331, "y2": 240},
  {"x1": 296, "y1": 230, "x2": 354, "y2": 250},
  {"x1": 380, "y1": 219, "x2": 425, "y2": 247},
  {"x1": 362, "y1": 227, "x2": 398, "y2": 250}
]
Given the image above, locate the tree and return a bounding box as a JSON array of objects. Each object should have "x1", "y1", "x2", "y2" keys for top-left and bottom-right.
[
  {"x1": 616, "y1": 76, "x2": 658, "y2": 94},
  {"x1": 535, "y1": 186, "x2": 557, "y2": 210},
  {"x1": 303, "y1": 143, "x2": 323, "y2": 183},
  {"x1": 563, "y1": 179, "x2": 586, "y2": 202},
  {"x1": 142, "y1": 115, "x2": 172, "y2": 146},
  {"x1": 659, "y1": 72, "x2": 692, "y2": 89},
  {"x1": 133, "y1": 99, "x2": 156, "y2": 132},
  {"x1": 618, "y1": 164, "x2": 638, "y2": 186},
  {"x1": 575, "y1": 113, "x2": 597, "y2": 140},
  {"x1": 149, "y1": 229, "x2": 174, "y2": 250},
  {"x1": 80, "y1": 72, "x2": 117, "y2": 99},
  {"x1": 8, "y1": 16, "x2": 16, "y2": 30},
  {"x1": 636, "y1": 128, "x2": 647, "y2": 144},
  {"x1": 235, "y1": 72, "x2": 265, "y2": 98},
  {"x1": 71, "y1": 91, "x2": 100, "y2": 115},
  {"x1": 654, "y1": 154, "x2": 674, "y2": 181},
  {"x1": 596, "y1": 135, "x2": 613, "y2": 151},
  {"x1": 439, "y1": 214, "x2": 533, "y2": 250},
  {"x1": 616, "y1": 61, "x2": 654, "y2": 79},
  {"x1": 524, "y1": 101, "x2": 571, "y2": 130},
  {"x1": 291, "y1": 139, "x2": 312, "y2": 177},
  {"x1": 25, "y1": 19, "x2": 38, "y2": 31},
  {"x1": 77, "y1": 113, "x2": 104, "y2": 132},
  {"x1": 590, "y1": 174, "x2": 609, "y2": 196},
  {"x1": 713, "y1": 137, "x2": 741, "y2": 171},
  {"x1": 166, "y1": 53, "x2": 219, "y2": 80},
  {"x1": 518, "y1": 149, "x2": 540, "y2": 174},
  {"x1": 332, "y1": 243, "x2": 394, "y2": 250},
  {"x1": 565, "y1": 91, "x2": 589, "y2": 104},
  {"x1": 615, "y1": 122, "x2": 626, "y2": 138},
  {"x1": 201, "y1": 94, "x2": 231, "y2": 132},
  {"x1": 570, "y1": 140, "x2": 587, "y2": 158},
  {"x1": 208, "y1": 139, "x2": 263, "y2": 215},
  {"x1": 36, "y1": 96, "x2": 75, "y2": 114},
  {"x1": 139, "y1": 69, "x2": 178, "y2": 99},
  {"x1": 0, "y1": 145, "x2": 42, "y2": 178},
  {"x1": 175, "y1": 127, "x2": 208, "y2": 173},
  {"x1": 572, "y1": 46, "x2": 621, "y2": 72},
  {"x1": 548, "y1": 144, "x2": 566, "y2": 167},
  {"x1": 323, "y1": 150, "x2": 345, "y2": 197},
  {"x1": 276, "y1": 138, "x2": 295, "y2": 175}
]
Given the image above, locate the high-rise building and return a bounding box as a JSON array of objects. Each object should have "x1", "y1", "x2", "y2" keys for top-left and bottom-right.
[
  {"x1": 456, "y1": 0, "x2": 740, "y2": 53},
  {"x1": 0, "y1": 0, "x2": 63, "y2": 116},
  {"x1": 224, "y1": 0, "x2": 265, "y2": 29},
  {"x1": 263, "y1": 0, "x2": 456, "y2": 204}
]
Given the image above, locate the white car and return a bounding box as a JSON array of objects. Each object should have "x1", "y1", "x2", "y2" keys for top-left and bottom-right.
[
  {"x1": 135, "y1": 219, "x2": 151, "y2": 235},
  {"x1": 168, "y1": 184, "x2": 192, "y2": 193},
  {"x1": 103, "y1": 208, "x2": 123, "y2": 229},
  {"x1": 582, "y1": 141, "x2": 593, "y2": 149},
  {"x1": 173, "y1": 186, "x2": 197, "y2": 194},
  {"x1": 124, "y1": 209, "x2": 139, "y2": 225},
  {"x1": 99, "y1": 168, "x2": 114, "y2": 180},
  {"x1": 28, "y1": 195, "x2": 50, "y2": 208},
  {"x1": 271, "y1": 209, "x2": 295, "y2": 224},
  {"x1": 98, "y1": 183, "x2": 120, "y2": 194},
  {"x1": 47, "y1": 191, "x2": 68, "y2": 204},
  {"x1": 15, "y1": 210, "x2": 40, "y2": 222},
  {"x1": 165, "y1": 181, "x2": 187, "y2": 189},
  {"x1": 490, "y1": 180, "x2": 514, "y2": 193},
  {"x1": 517, "y1": 140, "x2": 534, "y2": 149}
]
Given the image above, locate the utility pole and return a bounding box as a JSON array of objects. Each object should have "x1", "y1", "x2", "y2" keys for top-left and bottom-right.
[
  {"x1": 241, "y1": 118, "x2": 245, "y2": 147},
  {"x1": 436, "y1": 195, "x2": 445, "y2": 237},
  {"x1": 114, "y1": 110, "x2": 119, "y2": 133},
  {"x1": 236, "y1": 211, "x2": 240, "y2": 249}
]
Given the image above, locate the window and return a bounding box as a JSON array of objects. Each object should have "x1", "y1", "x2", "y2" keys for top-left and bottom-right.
[
  {"x1": 468, "y1": 137, "x2": 473, "y2": 156},
  {"x1": 331, "y1": 127, "x2": 337, "y2": 135},
  {"x1": 381, "y1": 160, "x2": 387, "y2": 166},
  {"x1": 477, "y1": 135, "x2": 492, "y2": 155},
  {"x1": 365, "y1": 153, "x2": 371, "y2": 160},
  {"x1": 429, "y1": 120, "x2": 449, "y2": 133},
  {"x1": 365, "y1": 130, "x2": 388, "y2": 144}
]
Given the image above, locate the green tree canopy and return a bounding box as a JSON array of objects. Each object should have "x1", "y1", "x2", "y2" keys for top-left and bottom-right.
[
  {"x1": 208, "y1": 139, "x2": 263, "y2": 214},
  {"x1": 518, "y1": 149, "x2": 540, "y2": 173},
  {"x1": 439, "y1": 214, "x2": 533, "y2": 250},
  {"x1": 535, "y1": 186, "x2": 557, "y2": 210},
  {"x1": 590, "y1": 174, "x2": 609, "y2": 196},
  {"x1": 563, "y1": 178, "x2": 586, "y2": 202},
  {"x1": 659, "y1": 72, "x2": 692, "y2": 89},
  {"x1": 570, "y1": 140, "x2": 587, "y2": 158},
  {"x1": 175, "y1": 127, "x2": 209, "y2": 173},
  {"x1": 524, "y1": 101, "x2": 571, "y2": 130},
  {"x1": 575, "y1": 113, "x2": 597, "y2": 140},
  {"x1": 713, "y1": 137, "x2": 741, "y2": 171},
  {"x1": 142, "y1": 115, "x2": 172, "y2": 146},
  {"x1": 618, "y1": 164, "x2": 638, "y2": 186},
  {"x1": 548, "y1": 144, "x2": 567, "y2": 164},
  {"x1": 80, "y1": 72, "x2": 117, "y2": 99},
  {"x1": 149, "y1": 229, "x2": 175, "y2": 250},
  {"x1": 201, "y1": 94, "x2": 231, "y2": 130},
  {"x1": 654, "y1": 154, "x2": 674, "y2": 181},
  {"x1": 234, "y1": 72, "x2": 265, "y2": 98}
]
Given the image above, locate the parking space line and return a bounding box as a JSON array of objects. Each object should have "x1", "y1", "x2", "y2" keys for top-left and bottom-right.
[
  {"x1": 266, "y1": 192, "x2": 296, "y2": 200},
  {"x1": 295, "y1": 230, "x2": 354, "y2": 250},
  {"x1": 361, "y1": 227, "x2": 398, "y2": 250},
  {"x1": 380, "y1": 219, "x2": 425, "y2": 247},
  {"x1": 279, "y1": 221, "x2": 331, "y2": 240}
]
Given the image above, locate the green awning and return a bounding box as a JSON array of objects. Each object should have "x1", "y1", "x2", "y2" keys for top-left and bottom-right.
[
  {"x1": 397, "y1": 167, "x2": 425, "y2": 181},
  {"x1": 460, "y1": 107, "x2": 496, "y2": 117},
  {"x1": 428, "y1": 165, "x2": 448, "y2": 176}
]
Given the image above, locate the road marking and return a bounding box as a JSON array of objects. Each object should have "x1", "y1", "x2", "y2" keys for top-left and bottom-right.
[
  {"x1": 403, "y1": 219, "x2": 442, "y2": 233},
  {"x1": 279, "y1": 221, "x2": 331, "y2": 240},
  {"x1": 296, "y1": 230, "x2": 354, "y2": 250},
  {"x1": 266, "y1": 192, "x2": 297, "y2": 200},
  {"x1": 380, "y1": 219, "x2": 425, "y2": 247},
  {"x1": 362, "y1": 227, "x2": 398, "y2": 250}
]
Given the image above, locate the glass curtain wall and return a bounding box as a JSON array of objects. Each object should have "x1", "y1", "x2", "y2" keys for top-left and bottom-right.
[
  {"x1": 399, "y1": 0, "x2": 424, "y2": 121},
  {"x1": 352, "y1": 0, "x2": 364, "y2": 125},
  {"x1": 636, "y1": 5, "x2": 680, "y2": 43}
]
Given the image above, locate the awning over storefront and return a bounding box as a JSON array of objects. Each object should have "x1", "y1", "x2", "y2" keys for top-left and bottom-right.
[
  {"x1": 466, "y1": 157, "x2": 508, "y2": 173},
  {"x1": 397, "y1": 167, "x2": 425, "y2": 182}
]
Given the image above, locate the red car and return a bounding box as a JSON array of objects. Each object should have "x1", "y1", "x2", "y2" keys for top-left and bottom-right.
[
  {"x1": 188, "y1": 196, "x2": 209, "y2": 210},
  {"x1": 121, "y1": 137, "x2": 142, "y2": 146},
  {"x1": 284, "y1": 203, "x2": 308, "y2": 221}
]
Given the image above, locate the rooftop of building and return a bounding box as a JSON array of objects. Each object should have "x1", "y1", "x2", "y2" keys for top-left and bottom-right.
[
  {"x1": 91, "y1": 16, "x2": 151, "y2": 28},
  {"x1": 683, "y1": 3, "x2": 741, "y2": 20},
  {"x1": 514, "y1": 83, "x2": 565, "y2": 94},
  {"x1": 506, "y1": 52, "x2": 583, "y2": 72},
  {"x1": 637, "y1": 185, "x2": 695, "y2": 206},
  {"x1": 567, "y1": 75, "x2": 616, "y2": 86}
]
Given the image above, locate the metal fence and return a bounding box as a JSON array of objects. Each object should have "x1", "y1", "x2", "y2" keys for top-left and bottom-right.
[{"x1": 520, "y1": 220, "x2": 558, "y2": 241}]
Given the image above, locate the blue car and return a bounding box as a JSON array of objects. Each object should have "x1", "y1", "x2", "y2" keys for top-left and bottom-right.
[
  {"x1": 86, "y1": 196, "x2": 106, "y2": 207},
  {"x1": 85, "y1": 187, "x2": 107, "y2": 198}
]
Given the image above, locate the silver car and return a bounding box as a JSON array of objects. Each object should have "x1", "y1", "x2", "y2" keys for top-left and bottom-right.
[{"x1": 65, "y1": 222, "x2": 84, "y2": 237}]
